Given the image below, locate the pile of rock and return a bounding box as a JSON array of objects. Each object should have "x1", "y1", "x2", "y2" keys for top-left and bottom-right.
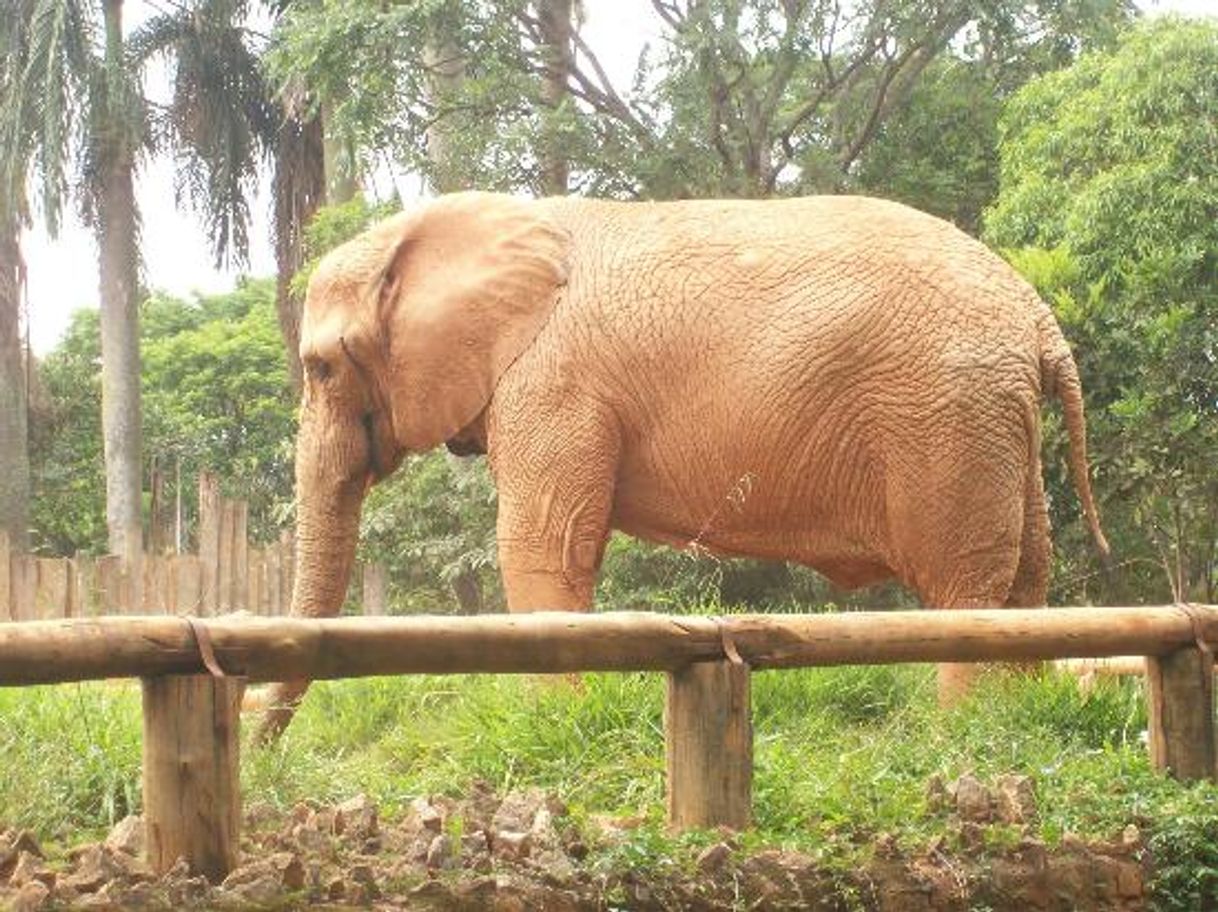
[{"x1": 0, "y1": 778, "x2": 1151, "y2": 911}]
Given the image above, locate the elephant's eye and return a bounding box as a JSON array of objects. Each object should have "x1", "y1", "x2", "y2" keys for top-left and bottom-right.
[{"x1": 305, "y1": 358, "x2": 332, "y2": 383}]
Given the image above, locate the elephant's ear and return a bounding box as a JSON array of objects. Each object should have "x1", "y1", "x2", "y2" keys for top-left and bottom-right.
[{"x1": 374, "y1": 192, "x2": 570, "y2": 452}]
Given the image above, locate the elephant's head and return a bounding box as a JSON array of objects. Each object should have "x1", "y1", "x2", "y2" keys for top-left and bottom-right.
[{"x1": 291, "y1": 192, "x2": 570, "y2": 619}]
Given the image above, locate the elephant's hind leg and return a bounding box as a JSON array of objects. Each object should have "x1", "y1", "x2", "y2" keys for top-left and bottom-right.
[
  {"x1": 898, "y1": 457, "x2": 1026, "y2": 705},
  {"x1": 1005, "y1": 465, "x2": 1051, "y2": 610},
  {"x1": 927, "y1": 464, "x2": 1050, "y2": 704}
]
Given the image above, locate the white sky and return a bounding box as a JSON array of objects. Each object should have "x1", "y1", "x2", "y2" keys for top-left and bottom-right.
[{"x1": 21, "y1": 0, "x2": 1217, "y2": 354}]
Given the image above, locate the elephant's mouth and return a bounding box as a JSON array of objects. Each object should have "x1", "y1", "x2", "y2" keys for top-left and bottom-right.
[{"x1": 445, "y1": 433, "x2": 486, "y2": 457}]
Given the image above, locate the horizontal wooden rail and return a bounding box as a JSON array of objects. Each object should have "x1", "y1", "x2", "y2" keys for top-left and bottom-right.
[{"x1": 1, "y1": 605, "x2": 1216, "y2": 686}]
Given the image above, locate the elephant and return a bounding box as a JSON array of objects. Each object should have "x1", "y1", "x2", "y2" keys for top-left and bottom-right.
[{"x1": 256, "y1": 190, "x2": 1108, "y2": 739}]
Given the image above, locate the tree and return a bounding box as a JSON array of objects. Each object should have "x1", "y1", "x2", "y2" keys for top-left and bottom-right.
[
  {"x1": 0, "y1": 225, "x2": 28, "y2": 548},
  {"x1": 0, "y1": 15, "x2": 32, "y2": 547},
  {"x1": 1, "y1": 0, "x2": 147, "y2": 561},
  {"x1": 985, "y1": 18, "x2": 1218, "y2": 603},
  {"x1": 30, "y1": 280, "x2": 296, "y2": 554},
  {"x1": 267, "y1": 0, "x2": 1133, "y2": 201},
  {"x1": 131, "y1": 0, "x2": 327, "y2": 392}
]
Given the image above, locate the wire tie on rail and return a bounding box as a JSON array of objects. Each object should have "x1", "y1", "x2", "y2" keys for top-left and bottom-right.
[
  {"x1": 719, "y1": 619, "x2": 745, "y2": 667},
  {"x1": 186, "y1": 618, "x2": 227, "y2": 678},
  {"x1": 1178, "y1": 603, "x2": 1213, "y2": 701}
]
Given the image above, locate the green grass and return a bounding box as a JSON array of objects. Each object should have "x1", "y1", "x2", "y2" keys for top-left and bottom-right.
[{"x1": 3, "y1": 665, "x2": 1218, "y2": 903}]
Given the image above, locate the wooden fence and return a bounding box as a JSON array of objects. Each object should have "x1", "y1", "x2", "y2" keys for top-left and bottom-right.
[
  {"x1": 0, "y1": 474, "x2": 387, "y2": 621},
  {"x1": 0, "y1": 604, "x2": 1215, "y2": 883}
]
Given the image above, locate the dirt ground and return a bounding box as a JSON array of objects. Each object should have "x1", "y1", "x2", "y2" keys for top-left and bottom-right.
[{"x1": 0, "y1": 775, "x2": 1148, "y2": 911}]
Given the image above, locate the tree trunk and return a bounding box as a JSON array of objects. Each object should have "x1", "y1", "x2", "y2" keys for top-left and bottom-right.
[
  {"x1": 321, "y1": 100, "x2": 357, "y2": 205},
  {"x1": 536, "y1": 0, "x2": 574, "y2": 196},
  {"x1": 423, "y1": 34, "x2": 467, "y2": 193},
  {"x1": 98, "y1": 0, "x2": 143, "y2": 565},
  {"x1": 451, "y1": 570, "x2": 483, "y2": 615},
  {"x1": 0, "y1": 218, "x2": 29, "y2": 548},
  {"x1": 272, "y1": 112, "x2": 326, "y2": 392}
]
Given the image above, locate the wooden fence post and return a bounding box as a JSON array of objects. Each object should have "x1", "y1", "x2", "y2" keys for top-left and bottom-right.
[
  {"x1": 665, "y1": 659, "x2": 752, "y2": 831},
  {"x1": 1146, "y1": 648, "x2": 1216, "y2": 781},
  {"x1": 0, "y1": 530, "x2": 10, "y2": 622},
  {"x1": 362, "y1": 562, "x2": 387, "y2": 616},
  {"x1": 198, "y1": 474, "x2": 220, "y2": 616},
  {"x1": 142, "y1": 674, "x2": 244, "y2": 882}
]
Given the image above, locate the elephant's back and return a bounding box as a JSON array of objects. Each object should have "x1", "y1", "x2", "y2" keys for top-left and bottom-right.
[{"x1": 524, "y1": 194, "x2": 1050, "y2": 571}]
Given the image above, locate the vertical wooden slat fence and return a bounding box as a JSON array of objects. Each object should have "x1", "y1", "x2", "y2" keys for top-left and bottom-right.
[{"x1": 0, "y1": 476, "x2": 383, "y2": 621}]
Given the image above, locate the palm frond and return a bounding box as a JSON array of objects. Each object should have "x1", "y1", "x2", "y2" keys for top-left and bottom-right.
[
  {"x1": 19, "y1": 0, "x2": 97, "y2": 231},
  {"x1": 134, "y1": 0, "x2": 274, "y2": 266}
]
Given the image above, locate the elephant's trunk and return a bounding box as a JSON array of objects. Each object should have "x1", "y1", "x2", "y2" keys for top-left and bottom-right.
[{"x1": 254, "y1": 426, "x2": 367, "y2": 743}]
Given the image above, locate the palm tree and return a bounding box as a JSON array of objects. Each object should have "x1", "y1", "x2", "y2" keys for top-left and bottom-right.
[
  {"x1": 134, "y1": 0, "x2": 327, "y2": 391},
  {"x1": 0, "y1": 0, "x2": 147, "y2": 562},
  {"x1": 0, "y1": 14, "x2": 32, "y2": 548}
]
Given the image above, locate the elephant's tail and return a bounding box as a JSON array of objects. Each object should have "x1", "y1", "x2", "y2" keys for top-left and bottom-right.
[{"x1": 1039, "y1": 317, "x2": 1111, "y2": 563}]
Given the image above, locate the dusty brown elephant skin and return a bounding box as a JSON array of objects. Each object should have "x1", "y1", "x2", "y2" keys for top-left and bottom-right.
[{"x1": 256, "y1": 191, "x2": 1107, "y2": 739}]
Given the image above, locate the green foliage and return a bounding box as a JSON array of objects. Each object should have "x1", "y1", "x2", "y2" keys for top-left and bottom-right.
[
  {"x1": 141, "y1": 279, "x2": 296, "y2": 539},
  {"x1": 265, "y1": 0, "x2": 1134, "y2": 201},
  {"x1": 1148, "y1": 792, "x2": 1218, "y2": 911},
  {"x1": 0, "y1": 683, "x2": 142, "y2": 840},
  {"x1": 986, "y1": 18, "x2": 1218, "y2": 603},
  {"x1": 857, "y1": 60, "x2": 1002, "y2": 233},
  {"x1": 30, "y1": 279, "x2": 296, "y2": 553},
  {"x1": 290, "y1": 194, "x2": 400, "y2": 298},
  {"x1": 360, "y1": 453, "x2": 500, "y2": 612}
]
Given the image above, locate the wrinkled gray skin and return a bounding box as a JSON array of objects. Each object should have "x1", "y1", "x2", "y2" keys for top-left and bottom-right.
[{"x1": 255, "y1": 191, "x2": 1107, "y2": 741}]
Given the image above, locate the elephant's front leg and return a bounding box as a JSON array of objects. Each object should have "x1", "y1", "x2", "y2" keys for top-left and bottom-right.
[{"x1": 490, "y1": 403, "x2": 618, "y2": 613}]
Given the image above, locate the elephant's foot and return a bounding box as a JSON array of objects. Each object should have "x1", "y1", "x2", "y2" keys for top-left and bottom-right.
[
  {"x1": 251, "y1": 680, "x2": 311, "y2": 745},
  {"x1": 936, "y1": 663, "x2": 981, "y2": 706}
]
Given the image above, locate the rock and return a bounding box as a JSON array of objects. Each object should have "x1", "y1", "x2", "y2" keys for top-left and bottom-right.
[
  {"x1": 290, "y1": 821, "x2": 333, "y2": 856},
  {"x1": 493, "y1": 830, "x2": 532, "y2": 861},
  {"x1": 9, "y1": 832, "x2": 43, "y2": 859},
  {"x1": 61, "y1": 845, "x2": 121, "y2": 894},
  {"x1": 427, "y1": 834, "x2": 456, "y2": 870},
  {"x1": 243, "y1": 801, "x2": 278, "y2": 832},
  {"x1": 994, "y1": 774, "x2": 1036, "y2": 824},
  {"x1": 1060, "y1": 831, "x2": 1087, "y2": 852},
  {"x1": 697, "y1": 842, "x2": 732, "y2": 873},
  {"x1": 462, "y1": 830, "x2": 490, "y2": 858},
  {"x1": 335, "y1": 794, "x2": 379, "y2": 840},
  {"x1": 1121, "y1": 824, "x2": 1141, "y2": 847},
  {"x1": 271, "y1": 852, "x2": 306, "y2": 890},
  {"x1": 925, "y1": 774, "x2": 949, "y2": 812},
  {"x1": 948, "y1": 774, "x2": 992, "y2": 823},
  {"x1": 10, "y1": 880, "x2": 51, "y2": 912},
  {"x1": 874, "y1": 833, "x2": 900, "y2": 859},
  {"x1": 348, "y1": 861, "x2": 380, "y2": 900},
  {"x1": 104, "y1": 816, "x2": 144, "y2": 858},
  {"x1": 105, "y1": 880, "x2": 158, "y2": 909},
  {"x1": 533, "y1": 847, "x2": 576, "y2": 884},
  {"x1": 220, "y1": 852, "x2": 304, "y2": 904},
  {"x1": 492, "y1": 789, "x2": 560, "y2": 836},
  {"x1": 1, "y1": 831, "x2": 43, "y2": 882},
  {"x1": 587, "y1": 812, "x2": 646, "y2": 845},
  {"x1": 107, "y1": 847, "x2": 152, "y2": 881},
  {"x1": 219, "y1": 869, "x2": 282, "y2": 906},
  {"x1": 8, "y1": 851, "x2": 52, "y2": 888},
  {"x1": 325, "y1": 874, "x2": 347, "y2": 902},
  {"x1": 956, "y1": 820, "x2": 986, "y2": 850},
  {"x1": 410, "y1": 796, "x2": 444, "y2": 834},
  {"x1": 307, "y1": 807, "x2": 337, "y2": 835}
]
